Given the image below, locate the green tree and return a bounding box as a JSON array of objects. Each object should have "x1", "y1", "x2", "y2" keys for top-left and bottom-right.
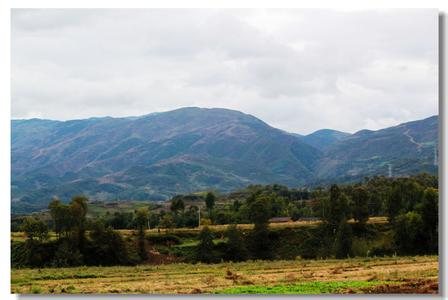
[
  {"x1": 48, "y1": 197, "x2": 72, "y2": 238},
  {"x1": 205, "y1": 192, "x2": 216, "y2": 214},
  {"x1": 196, "y1": 226, "x2": 216, "y2": 263},
  {"x1": 247, "y1": 195, "x2": 272, "y2": 259},
  {"x1": 88, "y1": 221, "x2": 132, "y2": 266},
  {"x1": 420, "y1": 188, "x2": 438, "y2": 252},
  {"x1": 224, "y1": 225, "x2": 248, "y2": 261},
  {"x1": 351, "y1": 186, "x2": 370, "y2": 224},
  {"x1": 170, "y1": 197, "x2": 185, "y2": 214},
  {"x1": 394, "y1": 211, "x2": 424, "y2": 254},
  {"x1": 22, "y1": 217, "x2": 49, "y2": 242},
  {"x1": 334, "y1": 220, "x2": 353, "y2": 259},
  {"x1": 248, "y1": 196, "x2": 271, "y2": 227},
  {"x1": 159, "y1": 214, "x2": 175, "y2": 229},
  {"x1": 69, "y1": 195, "x2": 88, "y2": 252},
  {"x1": 135, "y1": 208, "x2": 149, "y2": 260},
  {"x1": 386, "y1": 183, "x2": 404, "y2": 221},
  {"x1": 324, "y1": 185, "x2": 350, "y2": 227}
]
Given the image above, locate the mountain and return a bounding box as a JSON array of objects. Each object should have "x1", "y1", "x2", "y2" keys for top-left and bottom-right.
[
  {"x1": 314, "y1": 115, "x2": 438, "y2": 183},
  {"x1": 301, "y1": 129, "x2": 351, "y2": 151},
  {"x1": 11, "y1": 108, "x2": 438, "y2": 213},
  {"x1": 11, "y1": 107, "x2": 321, "y2": 213}
]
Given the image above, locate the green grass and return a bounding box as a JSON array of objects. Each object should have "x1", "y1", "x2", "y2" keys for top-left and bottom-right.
[{"x1": 214, "y1": 280, "x2": 395, "y2": 294}]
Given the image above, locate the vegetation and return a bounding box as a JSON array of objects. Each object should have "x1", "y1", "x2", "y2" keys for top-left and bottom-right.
[
  {"x1": 11, "y1": 256, "x2": 438, "y2": 294},
  {"x1": 10, "y1": 173, "x2": 439, "y2": 294},
  {"x1": 12, "y1": 174, "x2": 438, "y2": 268}
]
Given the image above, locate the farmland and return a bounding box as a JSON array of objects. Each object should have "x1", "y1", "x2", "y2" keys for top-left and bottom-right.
[
  {"x1": 11, "y1": 255, "x2": 438, "y2": 294},
  {"x1": 10, "y1": 216, "x2": 388, "y2": 242}
]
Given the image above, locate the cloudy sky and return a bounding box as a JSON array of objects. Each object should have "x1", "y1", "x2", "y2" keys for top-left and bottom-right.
[{"x1": 11, "y1": 9, "x2": 438, "y2": 134}]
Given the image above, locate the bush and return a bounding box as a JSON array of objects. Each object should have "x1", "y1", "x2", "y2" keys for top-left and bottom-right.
[
  {"x1": 393, "y1": 211, "x2": 425, "y2": 254},
  {"x1": 85, "y1": 224, "x2": 133, "y2": 266},
  {"x1": 147, "y1": 234, "x2": 181, "y2": 245},
  {"x1": 52, "y1": 239, "x2": 83, "y2": 267}
]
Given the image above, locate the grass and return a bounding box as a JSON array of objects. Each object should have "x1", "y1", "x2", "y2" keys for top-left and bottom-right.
[
  {"x1": 11, "y1": 255, "x2": 438, "y2": 294},
  {"x1": 214, "y1": 280, "x2": 396, "y2": 294}
]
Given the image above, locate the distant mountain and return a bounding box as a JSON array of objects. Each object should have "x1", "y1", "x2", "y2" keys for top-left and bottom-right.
[
  {"x1": 301, "y1": 129, "x2": 351, "y2": 151},
  {"x1": 11, "y1": 108, "x2": 438, "y2": 213},
  {"x1": 314, "y1": 115, "x2": 438, "y2": 183},
  {"x1": 11, "y1": 107, "x2": 321, "y2": 213}
]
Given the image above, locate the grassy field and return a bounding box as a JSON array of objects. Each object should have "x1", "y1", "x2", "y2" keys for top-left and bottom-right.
[{"x1": 11, "y1": 255, "x2": 438, "y2": 294}]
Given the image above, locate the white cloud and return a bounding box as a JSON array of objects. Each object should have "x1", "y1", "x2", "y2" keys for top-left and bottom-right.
[{"x1": 11, "y1": 8, "x2": 438, "y2": 134}]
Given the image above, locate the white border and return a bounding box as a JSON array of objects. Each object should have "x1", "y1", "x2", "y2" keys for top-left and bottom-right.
[{"x1": 1, "y1": 1, "x2": 447, "y2": 300}]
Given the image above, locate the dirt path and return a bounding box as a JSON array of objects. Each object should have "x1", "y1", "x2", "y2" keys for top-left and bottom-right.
[{"x1": 403, "y1": 128, "x2": 422, "y2": 151}]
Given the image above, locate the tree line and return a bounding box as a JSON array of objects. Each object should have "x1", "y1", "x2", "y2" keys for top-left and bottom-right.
[{"x1": 12, "y1": 173, "x2": 438, "y2": 268}]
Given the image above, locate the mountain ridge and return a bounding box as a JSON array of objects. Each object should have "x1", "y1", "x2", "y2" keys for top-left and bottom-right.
[{"x1": 11, "y1": 107, "x2": 438, "y2": 213}]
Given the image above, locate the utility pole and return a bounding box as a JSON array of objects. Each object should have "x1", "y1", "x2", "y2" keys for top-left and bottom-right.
[{"x1": 198, "y1": 206, "x2": 201, "y2": 228}]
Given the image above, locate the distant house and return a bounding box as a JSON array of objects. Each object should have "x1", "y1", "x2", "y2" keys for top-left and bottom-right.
[{"x1": 269, "y1": 217, "x2": 292, "y2": 223}]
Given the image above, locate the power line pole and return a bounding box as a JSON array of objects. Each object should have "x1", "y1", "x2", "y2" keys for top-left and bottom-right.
[{"x1": 198, "y1": 206, "x2": 201, "y2": 228}]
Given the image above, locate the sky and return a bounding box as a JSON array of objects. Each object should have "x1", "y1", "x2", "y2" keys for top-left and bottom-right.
[{"x1": 11, "y1": 9, "x2": 438, "y2": 134}]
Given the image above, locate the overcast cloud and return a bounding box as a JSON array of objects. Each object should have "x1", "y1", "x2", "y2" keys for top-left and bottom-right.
[{"x1": 11, "y1": 9, "x2": 438, "y2": 134}]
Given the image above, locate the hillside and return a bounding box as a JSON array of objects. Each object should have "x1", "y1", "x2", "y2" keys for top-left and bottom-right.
[
  {"x1": 300, "y1": 129, "x2": 351, "y2": 151},
  {"x1": 11, "y1": 108, "x2": 438, "y2": 213},
  {"x1": 11, "y1": 107, "x2": 320, "y2": 212},
  {"x1": 314, "y1": 115, "x2": 438, "y2": 183}
]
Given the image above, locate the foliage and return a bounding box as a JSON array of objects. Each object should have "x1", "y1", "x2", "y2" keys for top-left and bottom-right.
[
  {"x1": 224, "y1": 225, "x2": 248, "y2": 261},
  {"x1": 196, "y1": 227, "x2": 217, "y2": 263},
  {"x1": 205, "y1": 192, "x2": 216, "y2": 213},
  {"x1": 334, "y1": 221, "x2": 353, "y2": 258},
  {"x1": 22, "y1": 217, "x2": 49, "y2": 242}
]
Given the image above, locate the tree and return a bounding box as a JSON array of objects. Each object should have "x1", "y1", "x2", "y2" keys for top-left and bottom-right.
[
  {"x1": 248, "y1": 196, "x2": 271, "y2": 227},
  {"x1": 69, "y1": 195, "x2": 88, "y2": 252},
  {"x1": 88, "y1": 221, "x2": 132, "y2": 266},
  {"x1": 394, "y1": 211, "x2": 424, "y2": 254},
  {"x1": 247, "y1": 194, "x2": 273, "y2": 259},
  {"x1": 159, "y1": 214, "x2": 175, "y2": 229},
  {"x1": 48, "y1": 197, "x2": 71, "y2": 238},
  {"x1": 352, "y1": 186, "x2": 370, "y2": 224},
  {"x1": 420, "y1": 188, "x2": 438, "y2": 252},
  {"x1": 135, "y1": 208, "x2": 149, "y2": 260},
  {"x1": 324, "y1": 185, "x2": 350, "y2": 227},
  {"x1": 205, "y1": 192, "x2": 216, "y2": 214},
  {"x1": 224, "y1": 225, "x2": 248, "y2": 261},
  {"x1": 270, "y1": 193, "x2": 286, "y2": 217},
  {"x1": 22, "y1": 217, "x2": 49, "y2": 242},
  {"x1": 334, "y1": 220, "x2": 353, "y2": 259},
  {"x1": 386, "y1": 183, "x2": 404, "y2": 221},
  {"x1": 170, "y1": 197, "x2": 185, "y2": 214},
  {"x1": 196, "y1": 226, "x2": 216, "y2": 263}
]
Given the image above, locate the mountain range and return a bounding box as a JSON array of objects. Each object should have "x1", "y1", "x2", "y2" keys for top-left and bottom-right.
[{"x1": 11, "y1": 107, "x2": 438, "y2": 213}]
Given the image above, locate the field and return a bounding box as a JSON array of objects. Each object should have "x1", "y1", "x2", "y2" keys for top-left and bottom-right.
[
  {"x1": 10, "y1": 216, "x2": 388, "y2": 242},
  {"x1": 11, "y1": 255, "x2": 438, "y2": 294}
]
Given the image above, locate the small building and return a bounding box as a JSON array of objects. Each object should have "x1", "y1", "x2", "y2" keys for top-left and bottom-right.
[{"x1": 269, "y1": 217, "x2": 292, "y2": 223}]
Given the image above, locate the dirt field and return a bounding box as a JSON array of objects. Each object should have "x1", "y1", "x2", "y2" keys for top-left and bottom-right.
[{"x1": 11, "y1": 255, "x2": 438, "y2": 294}]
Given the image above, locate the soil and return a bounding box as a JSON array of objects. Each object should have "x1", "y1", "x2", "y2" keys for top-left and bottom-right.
[{"x1": 359, "y1": 279, "x2": 438, "y2": 294}]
